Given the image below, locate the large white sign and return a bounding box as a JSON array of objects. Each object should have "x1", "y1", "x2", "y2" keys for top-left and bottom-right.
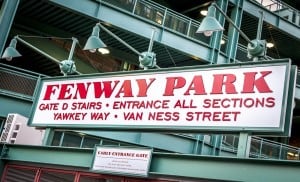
[
  {"x1": 91, "y1": 147, "x2": 152, "y2": 176},
  {"x1": 29, "y1": 61, "x2": 291, "y2": 133}
]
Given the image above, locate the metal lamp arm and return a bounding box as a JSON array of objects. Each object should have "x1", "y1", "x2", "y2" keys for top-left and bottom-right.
[
  {"x1": 68, "y1": 37, "x2": 78, "y2": 60},
  {"x1": 14, "y1": 36, "x2": 62, "y2": 64},
  {"x1": 15, "y1": 36, "x2": 81, "y2": 75},
  {"x1": 148, "y1": 27, "x2": 156, "y2": 52},
  {"x1": 212, "y1": 3, "x2": 252, "y2": 44},
  {"x1": 96, "y1": 23, "x2": 141, "y2": 56},
  {"x1": 97, "y1": 23, "x2": 159, "y2": 69}
]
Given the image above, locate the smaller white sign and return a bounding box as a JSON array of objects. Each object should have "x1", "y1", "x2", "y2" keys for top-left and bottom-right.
[{"x1": 92, "y1": 146, "x2": 152, "y2": 177}]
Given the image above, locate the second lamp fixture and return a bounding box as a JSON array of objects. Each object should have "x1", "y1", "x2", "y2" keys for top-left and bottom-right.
[{"x1": 84, "y1": 23, "x2": 158, "y2": 70}]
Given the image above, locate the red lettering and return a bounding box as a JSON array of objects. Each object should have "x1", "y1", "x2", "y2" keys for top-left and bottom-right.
[
  {"x1": 203, "y1": 99, "x2": 211, "y2": 108},
  {"x1": 222, "y1": 112, "x2": 231, "y2": 121},
  {"x1": 242, "y1": 71, "x2": 272, "y2": 93},
  {"x1": 185, "y1": 111, "x2": 240, "y2": 121},
  {"x1": 94, "y1": 81, "x2": 119, "y2": 98},
  {"x1": 163, "y1": 77, "x2": 186, "y2": 96},
  {"x1": 203, "y1": 112, "x2": 211, "y2": 121},
  {"x1": 43, "y1": 84, "x2": 59, "y2": 100},
  {"x1": 211, "y1": 74, "x2": 237, "y2": 94},
  {"x1": 136, "y1": 78, "x2": 156, "y2": 97},
  {"x1": 184, "y1": 75, "x2": 207, "y2": 95},
  {"x1": 232, "y1": 111, "x2": 240, "y2": 121},
  {"x1": 221, "y1": 98, "x2": 230, "y2": 108},
  {"x1": 115, "y1": 80, "x2": 133, "y2": 97},
  {"x1": 73, "y1": 82, "x2": 91, "y2": 99},
  {"x1": 212, "y1": 99, "x2": 221, "y2": 108},
  {"x1": 212, "y1": 112, "x2": 221, "y2": 121},
  {"x1": 58, "y1": 83, "x2": 74, "y2": 100},
  {"x1": 266, "y1": 97, "x2": 275, "y2": 107}
]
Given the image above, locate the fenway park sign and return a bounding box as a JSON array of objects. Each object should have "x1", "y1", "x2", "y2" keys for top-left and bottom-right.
[{"x1": 29, "y1": 59, "x2": 295, "y2": 134}]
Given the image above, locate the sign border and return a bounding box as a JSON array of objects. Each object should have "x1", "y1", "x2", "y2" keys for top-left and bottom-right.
[{"x1": 28, "y1": 59, "x2": 293, "y2": 135}]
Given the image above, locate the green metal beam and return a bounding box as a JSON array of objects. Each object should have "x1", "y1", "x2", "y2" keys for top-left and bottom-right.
[
  {"x1": 48, "y1": 0, "x2": 215, "y2": 63},
  {"x1": 226, "y1": 0, "x2": 244, "y2": 63},
  {"x1": 0, "y1": 0, "x2": 20, "y2": 55},
  {"x1": 80, "y1": 131, "x2": 221, "y2": 155},
  {"x1": 0, "y1": 144, "x2": 93, "y2": 168},
  {"x1": 1, "y1": 144, "x2": 300, "y2": 181},
  {"x1": 0, "y1": 95, "x2": 32, "y2": 118},
  {"x1": 209, "y1": 0, "x2": 227, "y2": 64},
  {"x1": 150, "y1": 153, "x2": 300, "y2": 181}
]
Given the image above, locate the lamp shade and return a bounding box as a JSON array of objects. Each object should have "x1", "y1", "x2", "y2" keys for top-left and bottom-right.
[
  {"x1": 196, "y1": 6, "x2": 224, "y2": 36},
  {"x1": 1, "y1": 38, "x2": 21, "y2": 61},
  {"x1": 83, "y1": 25, "x2": 106, "y2": 51}
]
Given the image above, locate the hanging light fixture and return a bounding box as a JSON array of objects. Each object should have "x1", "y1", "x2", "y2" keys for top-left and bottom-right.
[
  {"x1": 83, "y1": 25, "x2": 106, "y2": 53},
  {"x1": 1, "y1": 36, "x2": 79, "y2": 76},
  {"x1": 84, "y1": 23, "x2": 159, "y2": 70},
  {"x1": 196, "y1": 5, "x2": 224, "y2": 37},
  {"x1": 196, "y1": 3, "x2": 267, "y2": 60},
  {"x1": 1, "y1": 37, "x2": 22, "y2": 61}
]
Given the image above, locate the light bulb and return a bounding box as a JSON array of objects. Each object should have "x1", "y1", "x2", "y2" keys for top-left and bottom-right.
[
  {"x1": 266, "y1": 42, "x2": 274, "y2": 48},
  {"x1": 89, "y1": 49, "x2": 97, "y2": 53},
  {"x1": 200, "y1": 10, "x2": 208, "y2": 16},
  {"x1": 6, "y1": 57, "x2": 12, "y2": 61},
  {"x1": 98, "y1": 48, "x2": 110, "y2": 54},
  {"x1": 204, "y1": 31, "x2": 213, "y2": 37},
  {"x1": 221, "y1": 39, "x2": 226, "y2": 44}
]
